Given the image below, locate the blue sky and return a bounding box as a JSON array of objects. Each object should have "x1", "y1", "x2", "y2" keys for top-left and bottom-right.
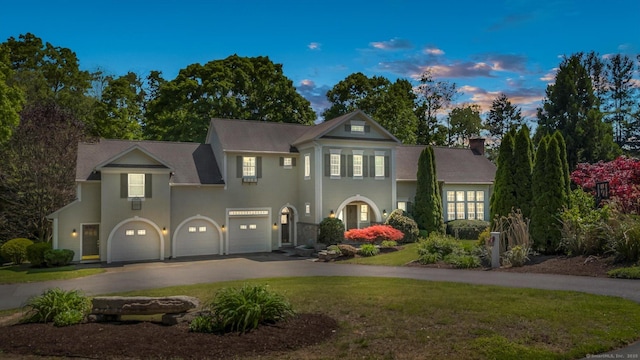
[{"x1": 1, "y1": 0, "x2": 639, "y2": 120}]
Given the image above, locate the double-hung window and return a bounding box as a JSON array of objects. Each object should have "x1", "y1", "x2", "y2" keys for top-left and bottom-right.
[
  {"x1": 360, "y1": 204, "x2": 369, "y2": 221},
  {"x1": 243, "y1": 157, "x2": 256, "y2": 177},
  {"x1": 330, "y1": 152, "x2": 341, "y2": 178},
  {"x1": 128, "y1": 174, "x2": 145, "y2": 198},
  {"x1": 446, "y1": 190, "x2": 486, "y2": 221},
  {"x1": 352, "y1": 150, "x2": 364, "y2": 178},
  {"x1": 374, "y1": 152, "x2": 385, "y2": 178}
]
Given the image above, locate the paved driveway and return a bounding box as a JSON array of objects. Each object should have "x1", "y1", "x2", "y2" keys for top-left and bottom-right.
[{"x1": 2, "y1": 252, "x2": 640, "y2": 358}]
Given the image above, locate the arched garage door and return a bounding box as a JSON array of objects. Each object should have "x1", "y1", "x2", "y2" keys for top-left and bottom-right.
[
  {"x1": 111, "y1": 221, "x2": 161, "y2": 262},
  {"x1": 175, "y1": 218, "x2": 221, "y2": 257}
]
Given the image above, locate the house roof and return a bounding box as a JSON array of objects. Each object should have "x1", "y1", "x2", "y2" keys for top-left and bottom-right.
[
  {"x1": 209, "y1": 118, "x2": 310, "y2": 153},
  {"x1": 396, "y1": 145, "x2": 496, "y2": 184},
  {"x1": 208, "y1": 110, "x2": 401, "y2": 153},
  {"x1": 76, "y1": 139, "x2": 224, "y2": 185}
]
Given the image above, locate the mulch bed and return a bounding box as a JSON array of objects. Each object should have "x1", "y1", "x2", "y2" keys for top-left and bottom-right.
[{"x1": 0, "y1": 313, "x2": 337, "y2": 359}]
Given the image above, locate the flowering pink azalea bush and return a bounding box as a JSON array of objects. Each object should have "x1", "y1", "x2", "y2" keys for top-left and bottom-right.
[
  {"x1": 571, "y1": 156, "x2": 640, "y2": 214},
  {"x1": 344, "y1": 225, "x2": 404, "y2": 243}
]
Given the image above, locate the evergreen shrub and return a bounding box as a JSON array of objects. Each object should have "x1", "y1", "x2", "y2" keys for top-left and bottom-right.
[
  {"x1": 318, "y1": 217, "x2": 345, "y2": 244},
  {"x1": 0, "y1": 238, "x2": 34, "y2": 265},
  {"x1": 26, "y1": 242, "x2": 52, "y2": 267},
  {"x1": 446, "y1": 220, "x2": 490, "y2": 240},
  {"x1": 385, "y1": 209, "x2": 419, "y2": 243},
  {"x1": 44, "y1": 249, "x2": 75, "y2": 267}
]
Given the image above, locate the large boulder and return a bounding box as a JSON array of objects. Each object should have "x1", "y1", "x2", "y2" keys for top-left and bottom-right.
[{"x1": 91, "y1": 296, "x2": 199, "y2": 316}]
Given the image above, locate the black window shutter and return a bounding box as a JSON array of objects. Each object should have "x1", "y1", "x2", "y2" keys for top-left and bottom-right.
[
  {"x1": 279, "y1": 157, "x2": 284, "y2": 166},
  {"x1": 369, "y1": 156, "x2": 375, "y2": 177},
  {"x1": 257, "y1": 157, "x2": 262, "y2": 178},
  {"x1": 324, "y1": 154, "x2": 330, "y2": 176},
  {"x1": 120, "y1": 173, "x2": 127, "y2": 198},
  {"x1": 384, "y1": 156, "x2": 390, "y2": 177},
  {"x1": 364, "y1": 125, "x2": 371, "y2": 133},
  {"x1": 347, "y1": 155, "x2": 353, "y2": 177},
  {"x1": 363, "y1": 156, "x2": 369, "y2": 177},
  {"x1": 340, "y1": 154, "x2": 346, "y2": 177},
  {"x1": 236, "y1": 156, "x2": 242, "y2": 178},
  {"x1": 344, "y1": 124, "x2": 351, "y2": 132},
  {"x1": 145, "y1": 174, "x2": 152, "y2": 198},
  {"x1": 292, "y1": 157, "x2": 296, "y2": 166}
]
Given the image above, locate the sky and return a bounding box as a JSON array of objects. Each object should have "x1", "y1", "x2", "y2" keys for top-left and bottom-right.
[{"x1": 1, "y1": 0, "x2": 639, "y2": 121}]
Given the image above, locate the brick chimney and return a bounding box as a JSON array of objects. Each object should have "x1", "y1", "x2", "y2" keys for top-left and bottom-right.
[{"x1": 469, "y1": 137, "x2": 485, "y2": 156}]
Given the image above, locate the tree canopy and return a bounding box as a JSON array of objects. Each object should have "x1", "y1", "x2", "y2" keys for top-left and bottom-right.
[
  {"x1": 447, "y1": 104, "x2": 482, "y2": 146},
  {"x1": 323, "y1": 72, "x2": 419, "y2": 144},
  {"x1": 485, "y1": 93, "x2": 523, "y2": 140},
  {"x1": 0, "y1": 45, "x2": 24, "y2": 143},
  {"x1": 145, "y1": 55, "x2": 316, "y2": 143},
  {"x1": 414, "y1": 70, "x2": 458, "y2": 146},
  {"x1": 536, "y1": 53, "x2": 620, "y2": 169}
]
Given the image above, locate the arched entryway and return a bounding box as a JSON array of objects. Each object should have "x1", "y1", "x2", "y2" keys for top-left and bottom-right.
[
  {"x1": 279, "y1": 204, "x2": 297, "y2": 247},
  {"x1": 334, "y1": 195, "x2": 382, "y2": 230}
]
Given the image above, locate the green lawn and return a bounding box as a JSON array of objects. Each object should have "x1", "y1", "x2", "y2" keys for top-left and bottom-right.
[
  {"x1": 114, "y1": 276, "x2": 640, "y2": 359},
  {"x1": 0, "y1": 264, "x2": 105, "y2": 284},
  {"x1": 341, "y1": 242, "x2": 419, "y2": 265}
]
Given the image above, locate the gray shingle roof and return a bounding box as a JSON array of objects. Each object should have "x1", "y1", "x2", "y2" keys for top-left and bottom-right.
[
  {"x1": 76, "y1": 139, "x2": 224, "y2": 185},
  {"x1": 396, "y1": 145, "x2": 496, "y2": 183},
  {"x1": 209, "y1": 118, "x2": 310, "y2": 153}
]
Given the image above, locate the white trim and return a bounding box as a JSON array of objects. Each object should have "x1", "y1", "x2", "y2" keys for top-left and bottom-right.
[
  {"x1": 277, "y1": 204, "x2": 298, "y2": 247},
  {"x1": 94, "y1": 145, "x2": 174, "y2": 172},
  {"x1": 314, "y1": 142, "x2": 323, "y2": 223},
  {"x1": 172, "y1": 215, "x2": 224, "y2": 257},
  {"x1": 107, "y1": 216, "x2": 164, "y2": 264},
  {"x1": 334, "y1": 194, "x2": 383, "y2": 224}
]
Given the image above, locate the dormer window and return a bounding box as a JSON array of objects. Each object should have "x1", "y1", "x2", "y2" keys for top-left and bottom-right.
[{"x1": 351, "y1": 124, "x2": 365, "y2": 133}]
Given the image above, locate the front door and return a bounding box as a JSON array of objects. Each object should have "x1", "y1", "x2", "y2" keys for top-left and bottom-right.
[
  {"x1": 82, "y1": 224, "x2": 100, "y2": 260},
  {"x1": 281, "y1": 208, "x2": 291, "y2": 245},
  {"x1": 346, "y1": 205, "x2": 358, "y2": 230}
]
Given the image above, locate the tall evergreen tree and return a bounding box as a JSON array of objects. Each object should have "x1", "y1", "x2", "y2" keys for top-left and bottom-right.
[
  {"x1": 490, "y1": 131, "x2": 516, "y2": 223},
  {"x1": 512, "y1": 126, "x2": 533, "y2": 219},
  {"x1": 553, "y1": 130, "x2": 571, "y2": 207},
  {"x1": 536, "y1": 53, "x2": 619, "y2": 169},
  {"x1": 485, "y1": 93, "x2": 524, "y2": 140},
  {"x1": 414, "y1": 146, "x2": 444, "y2": 233},
  {"x1": 530, "y1": 136, "x2": 567, "y2": 253}
]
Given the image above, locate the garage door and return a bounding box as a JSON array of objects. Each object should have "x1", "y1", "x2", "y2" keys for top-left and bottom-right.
[
  {"x1": 175, "y1": 219, "x2": 220, "y2": 257},
  {"x1": 111, "y1": 221, "x2": 161, "y2": 262},
  {"x1": 228, "y1": 210, "x2": 270, "y2": 254}
]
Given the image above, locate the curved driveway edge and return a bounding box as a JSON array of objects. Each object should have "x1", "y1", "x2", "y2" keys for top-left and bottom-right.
[{"x1": 1, "y1": 253, "x2": 639, "y2": 358}]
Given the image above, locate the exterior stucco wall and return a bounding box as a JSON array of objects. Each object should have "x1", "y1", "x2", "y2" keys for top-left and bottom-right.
[
  {"x1": 54, "y1": 182, "x2": 101, "y2": 261},
  {"x1": 100, "y1": 170, "x2": 172, "y2": 261}
]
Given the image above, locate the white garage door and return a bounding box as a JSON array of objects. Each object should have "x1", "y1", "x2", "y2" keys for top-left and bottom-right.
[
  {"x1": 111, "y1": 221, "x2": 160, "y2": 262},
  {"x1": 175, "y1": 219, "x2": 220, "y2": 257},
  {"x1": 228, "y1": 212, "x2": 270, "y2": 254}
]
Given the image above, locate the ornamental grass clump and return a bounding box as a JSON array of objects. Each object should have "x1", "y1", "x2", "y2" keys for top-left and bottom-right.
[
  {"x1": 191, "y1": 284, "x2": 295, "y2": 334},
  {"x1": 358, "y1": 243, "x2": 379, "y2": 257},
  {"x1": 23, "y1": 288, "x2": 91, "y2": 326}
]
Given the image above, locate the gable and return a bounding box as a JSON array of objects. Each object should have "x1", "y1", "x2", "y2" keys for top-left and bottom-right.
[
  {"x1": 322, "y1": 113, "x2": 392, "y2": 141},
  {"x1": 105, "y1": 148, "x2": 167, "y2": 168}
]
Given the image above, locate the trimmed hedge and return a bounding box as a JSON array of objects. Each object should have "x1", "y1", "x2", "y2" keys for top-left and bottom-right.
[
  {"x1": 44, "y1": 249, "x2": 75, "y2": 267},
  {"x1": 446, "y1": 220, "x2": 490, "y2": 240},
  {"x1": 27, "y1": 242, "x2": 53, "y2": 267}
]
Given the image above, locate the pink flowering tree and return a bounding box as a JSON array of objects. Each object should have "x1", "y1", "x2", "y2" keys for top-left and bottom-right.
[{"x1": 571, "y1": 156, "x2": 640, "y2": 214}]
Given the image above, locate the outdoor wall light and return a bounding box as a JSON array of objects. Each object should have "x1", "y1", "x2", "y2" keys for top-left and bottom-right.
[
  {"x1": 273, "y1": 222, "x2": 278, "y2": 229},
  {"x1": 72, "y1": 229, "x2": 77, "y2": 237},
  {"x1": 221, "y1": 224, "x2": 225, "y2": 231},
  {"x1": 383, "y1": 209, "x2": 387, "y2": 217},
  {"x1": 162, "y1": 227, "x2": 167, "y2": 235},
  {"x1": 329, "y1": 210, "x2": 335, "y2": 218}
]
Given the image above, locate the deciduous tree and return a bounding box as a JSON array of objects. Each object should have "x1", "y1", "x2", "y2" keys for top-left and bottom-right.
[
  {"x1": 448, "y1": 104, "x2": 482, "y2": 146},
  {"x1": 0, "y1": 45, "x2": 24, "y2": 143},
  {"x1": 145, "y1": 55, "x2": 316, "y2": 142},
  {"x1": 0, "y1": 102, "x2": 87, "y2": 242},
  {"x1": 323, "y1": 72, "x2": 418, "y2": 143},
  {"x1": 414, "y1": 70, "x2": 458, "y2": 145}
]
